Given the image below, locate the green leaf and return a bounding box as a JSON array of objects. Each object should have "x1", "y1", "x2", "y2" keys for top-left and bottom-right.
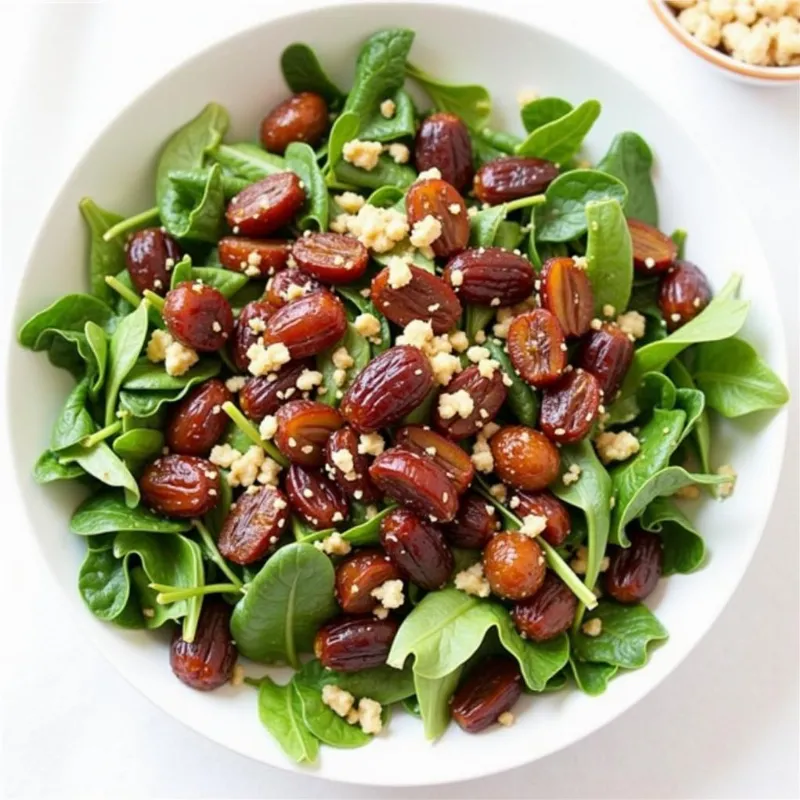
[
  {"x1": 667, "y1": 359, "x2": 711, "y2": 473},
  {"x1": 285, "y1": 142, "x2": 328, "y2": 231},
  {"x1": 571, "y1": 601, "x2": 668, "y2": 668},
  {"x1": 692, "y1": 337, "x2": 789, "y2": 418},
  {"x1": 627, "y1": 278, "x2": 662, "y2": 319},
  {"x1": 469, "y1": 126, "x2": 521, "y2": 166},
  {"x1": 163, "y1": 163, "x2": 225, "y2": 242},
  {"x1": 536, "y1": 169, "x2": 628, "y2": 243},
  {"x1": 584, "y1": 198, "x2": 633, "y2": 316},
  {"x1": 641, "y1": 497, "x2": 706, "y2": 575},
  {"x1": 168, "y1": 168, "x2": 249, "y2": 201},
  {"x1": 671, "y1": 228, "x2": 687, "y2": 259},
  {"x1": 295, "y1": 658, "x2": 415, "y2": 705},
  {"x1": 280, "y1": 42, "x2": 345, "y2": 108},
  {"x1": 405, "y1": 63, "x2": 491, "y2": 128},
  {"x1": 50, "y1": 379, "x2": 96, "y2": 451},
  {"x1": 70, "y1": 490, "x2": 192, "y2": 536},
  {"x1": 358, "y1": 88, "x2": 417, "y2": 142},
  {"x1": 569, "y1": 658, "x2": 618, "y2": 696},
  {"x1": 104, "y1": 301, "x2": 150, "y2": 425},
  {"x1": 597, "y1": 132, "x2": 658, "y2": 227},
  {"x1": 316, "y1": 323, "x2": 370, "y2": 407},
  {"x1": 211, "y1": 143, "x2": 286, "y2": 181},
  {"x1": 230, "y1": 543, "x2": 338, "y2": 666},
  {"x1": 335, "y1": 284, "x2": 391, "y2": 354},
  {"x1": 60, "y1": 440, "x2": 140, "y2": 507},
  {"x1": 186, "y1": 267, "x2": 249, "y2": 298},
  {"x1": 334, "y1": 156, "x2": 416, "y2": 191},
  {"x1": 326, "y1": 112, "x2": 361, "y2": 171},
  {"x1": 296, "y1": 504, "x2": 396, "y2": 547},
  {"x1": 484, "y1": 339, "x2": 538, "y2": 426},
  {"x1": 521, "y1": 97, "x2": 574, "y2": 132},
  {"x1": 414, "y1": 668, "x2": 462, "y2": 741},
  {"x1": 292, "y1": 681, "x2": 371, "y2": 748},
  {"x1": 170, "y1": 255, "x2": 193, "y2": 290},
  {"x1": 254, "y1": 676, "x2": 320, "y2": 763},
  {"x1": 100, "y1": 207, "x2": 161, "y2": 244},
  {"x1": 517, "y1": 99, "x2": 601, "y2": 164},
  {"x1": 78, "y1": 545, "x2": 137, "y2": 623},
  {"x1": 84, "y1": 321, "x2": 109, "y2": 397},
  {"x1": 79, "y1": 198, "x2": 126, "y2": 303},
  {"x1": 33, "y1": 450, "x2": 85, "y2": 483}
]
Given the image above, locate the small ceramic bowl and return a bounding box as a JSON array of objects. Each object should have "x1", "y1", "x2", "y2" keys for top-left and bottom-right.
[{"x1": 650, "y1": 0, "x2": 800, "y2": 85}]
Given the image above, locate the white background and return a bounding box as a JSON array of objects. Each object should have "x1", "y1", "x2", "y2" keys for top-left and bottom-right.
[{"x1": 1, "y1": 1, "x2": 797, "y2": 798}]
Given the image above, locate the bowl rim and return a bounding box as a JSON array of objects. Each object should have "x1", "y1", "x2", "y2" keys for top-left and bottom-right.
[
  {"x1": 649, "y1": 0, "x2": 800, "y2": 82},
  {"x1": 5, "y1": 0, "x2": 790, "y2": 786}
]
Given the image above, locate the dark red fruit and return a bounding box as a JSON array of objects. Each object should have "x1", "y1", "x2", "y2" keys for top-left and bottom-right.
[
  {"x1": 230, "y1": 300, "x2": 275, "y2": 372},
  {"x1": 336, "y1": 549, "x2": 403, "y2": 614},
  {"x1": 291, "y1": 233, "x2": 368, "y2": 284},
  {"x1": 507, "y1": 308, "x2": 567, "y2": 387},
  {"x1": 394, "y1": 425, "x2": 475, "y2": 495},
  {"x1": 443, "y1": 492, "x2": 499, "y2": 549},
  {"x1": 658, "y1": 261, "x2": 712, "y2": 332},
  {"x1": 125, "y1": 227, "x2": 182, "y2": 295},
  {"x1": 265, "y1": 268, "x2": 321, "y2": 309},
  {"x1": 225, "y1": 172, "x2": 305, "y2": 237},
  {"x1": 432, "y1": 364, "x2": 507, "y2": 440},
  {"x1": 274, "y1": 399, "x2": 344, "y2": 467},
  {"x1": 511, "y1": 573, "x2": 577, "y2": 642},
  {"x1": 628, "y1": 219, "x2": 677, "y2": 275},
  {"x1": 217, "y1": 484, "x2": 289, "y2": 564},
  {"x1": 165, "y1": 379, "x2": 232, "y2": 456},
  {"x1": 473, "y1": 156, "x2": 559, "y2": 205},
  {"x1": 540, "y1": 257, "x2": 594, "y2": 338},
  {"x1": 483, "y1": 531, "x2": 546, "y2": 600},
  {"x1": 578, "y1": 323, "x2": 634, "y2": 399},
  {"x1": 511, "y1": 491, "x2": 571, "y2": 547},
  {"x1": 442, "y1": 248, "x2": 536, "y2": 307},
  {"x1": 539, "y1": 369, "x2": 601, "y2": 444},
  {"x1": 451, "y1": 656, "x2": 522, "y2": 733},
  {"x1": 314, "y1": 615, "x2": 399, "y2": 672},
  {"x1": 490, "y1": 425, "x2": 561, "y2": 492},
  {"x1": 238, "y1": 359, "x2": 315, "y2": 422},
  {"x1": 263, "y1": 290, "x2": 347, "y2": 358},
  {"x1": 140, "y1": 455, "x2": 220, "y2": 518},
  {"x1": 405, "y1": 178, "x2": 469, "y2": 259},
  {"x1": 285, "y1": 464, "x2": 349, "y2": 530},
  {"x1": 163, "y1": 282, "x2": 234, "y2": 352},
  {"x1": 325, "y1": 426, "x2": 381, "y2": 503},
  {"x1": 217, "y1": 237, "x2": 290, "y2": 277},
  {"x1": 414, "y1": 112, "x2": 474, "y2": 191},
  {"x1": 260, "y1": 92, "x2": 328, "y2": 154},
  {"x1": 605, "y1": 529, "x2": 663, "y2": 604}
]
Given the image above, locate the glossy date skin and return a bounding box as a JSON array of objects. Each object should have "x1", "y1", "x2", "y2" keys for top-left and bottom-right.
[
  {"x1": 414, "y1": 112, "x2": 474, "y2": 190},
  {"x1": 490, "y1": 425, "x2": 561, "y2": 492},
  {"x1": 218, "y1": 485, "x2": 289, "y2": 565},
  {"x1": 274, "y1": 400, "x2": 344, "y2": 467},
  {"x1": 511, "y1": 572, "x2": 577, "y2": 642},
  {"x1": 125, "y1": 227, "x2": 181, "y2": 295},
  {"x1": 473, "y1": 156, "x2": 558, "y2": 205},
  {"x1": 163, "y1": 283, "x2": 233, "y2": 352},
  {"x1": 405, "y1": 178, "x2": 469, "y2": 259},
  {"x1": 263, "y1": 290, "x2": 348, "y2": 359},
  {"x1": 442, "y1": 248, "x2": 535, "y2": 308},
  {"x1": 451, "y1": 656, "x2": 522, "y2": 733},
  {"x1": 394, "y1": 425, "x2": 475, "y2": 495},
  {"x1": 605, "y1": 529, "x2": 664, "y2": 604},
  {"x1": 260, "y1": 92, "x2": 328, "y2": 154},
  {"x1": 140, "y1": 455, "x2": 220, "y2": 518},
  {"x1": 443, "y1": 492, "x2": 499, "y2": 549},
  {"x1": 285, "y1": 464, "x2": 349, "y2": 530},
  {"x1": 432, "y1": 365, "x2": 507, "y2": 440},
  {"x1": 314, "y1": 615, "x2": 399, "y2": 672},
  {"x1": 482, "y1": 531, "x2": 546, "y2": 600},
  {"x1": 165, "y1": 379, "x2": 231, "y2": 456},
  {"x1": 335, "y1": 549, "x2": 402, "y2": 614},
  {"x1": 539, "y1": 369, "x2": 601, "y2": 444},
  {"x1": 225, "y1": 172, "x2": 305, "y2": 237}
]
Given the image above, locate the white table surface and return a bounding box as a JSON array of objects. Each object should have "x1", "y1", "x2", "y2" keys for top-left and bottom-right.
[{"x1": 1, "y1": 1, "x2": 798, "y2": 798}]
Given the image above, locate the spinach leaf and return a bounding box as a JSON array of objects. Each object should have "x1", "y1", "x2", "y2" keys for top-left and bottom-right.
[
  {"x1": 569, "y1": 658, "x2": 617, "y2": 696},
  {"x1": 285, "y1": 142, "x2": 328, "y2": 231},
  {"x1": 627, "y1": 278, "x2": 662, "y2": 319},
  {"x1": 292, "y1": 681, "x2": 371, "y2": 748},
  {"x1": 254, "y1": 676, "x2": 320, "y2": 763},
  {"x1": 366, "y1": 185, "x2": 404, "y2": 208},
  {"x1": 104, "y1": 301, "x2": 150, "y2": 425},
  {"x1": 469, "y1": 126, "x2": 521, "y2": 166},
  {"x1": 211, "y1": 143, "x2": 286, "y2": 181},
  {"x1": 78, "y1": 545, "x2": 137, "y2": 623},
  {"x1": 691, "y1": 337, "x2": 789, "y2": 417},
  {"x1": 33, "y1": 451, "x2": 85, "y2": 483},
  {"x1": 170, "y1": 256, "x2": 193, "y2": 289},
  {"x1": 414, "y1": 668, "x2": 462, "y2": 741},
  {"x1": 493, "y1": 220, "x2": 524, "y2": 251},
  {"x1": 469, "y1": 195, "x2": 546, "y2": 251},
  {"x1": 402, "y1": 695, "x2": 421, "y2": 717},
  {"x1": 517, "y1": 100, "x2": 601, "y2": 164},
  {"x1": 667, "y1": 359, "x2": 711, "y2": 473},
  {"x1": 317, "y1": 323, "x2": 371, "y2": 406},
  {"x1": 334, "y1": 157, "x2": 416, "y2": 191},
  {"x1": 484, "y1": 339, "x2": 538, "y2": 426},
  {"x1": 188, "y1": 267, "x2": 248, "y2": 298},
  {"x1": 168, "y1": 168, "x2": 249, "y2": 201},
  {"x1": 70, "y1": 490, "x2": 191, "y2": 535},
  {"x1": 84, "y1": 321, "x2": 109, "y2": 397},
  {"x1": 163, "y1": 163, "x2": 225, "y2": 242},
  {"x1": 60, "y1": 440, "x2": 140, "y2": 507},
  {"x1": 50, "y1": 378, "x2": 96, "y2": 451},
  {"x1": 79, "y1": 198, "x2": 126, "y2": 303},
  {"x1": 571, "y1": 601, "x2": 667, "y2": 668},
  {"x1": 464, "y1": 306, "x2": 495, "y2": 342},
  {"x1": 358, "y1": 88, "x2": 417, "y2": 142},
  {"x1": 584, "y1": 198, "x2": 633, "y2": 315},
  {"x1": 230, "y1": 543, "x2": 337, "y2": 666},
  {"x1": 295, "y1": 658, "x2": 415, "y2": 705},
  {"x1": 295, "y1": 504, "x2": 396, "y2": 547},
  {"x1": 335, "y1": 284, "x2": 391, "y2": 354},
  {"x1": 521, "y1": 97, "x2": 573, "y2": 132},
  {"x1": 281, "y1": 42, "x2": 345, "y2": 108},
  {"x1": 536, "y1": 170, "x2": 628, "y2": 243},
  {"x1": 597, "y1": 132, "x2": 658, "y2": 227},
  {"x1": 405, "y1": 63, "x2": 491, "y2": 128},
  {"x1": 641, "y1": 497, "x2": 705, "y2": 575},
  {"x1": 326, "y1": 112, "x2": 361, "y2": 172},
  {"x1": 100, "y1": 207, "x2": 161, "y2": 244}
]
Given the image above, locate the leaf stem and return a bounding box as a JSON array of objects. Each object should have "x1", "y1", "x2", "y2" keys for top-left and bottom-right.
[
  {"x1": 152, "y1": 582, "x2": 242, "y2": 604},
  {"x1": 222, "y1": 401, "x2": 289, "y2": 467},
  {"x1": 193, "y1": 519, "x2": 243, "y2": 589},
  {"x1": 105, "y1": 275, "x2": 143, "y2": 308},
  {"x1": 505, "y1": 194, "x2": 546, "y2": 213},
  {"x1": 80, "y1": 420, "x2": 122, "y2": 448},
  {"x1": 142, "y1": 290, "x2": 166, "y2": 313},
  {"x1": 102, "y1": 206, "x2": 160, "y2": 241}
]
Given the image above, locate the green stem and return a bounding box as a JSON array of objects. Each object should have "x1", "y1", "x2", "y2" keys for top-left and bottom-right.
[
  {"x1": 505, "y1": 194, "x2": 546, "y2": 213},
  {"x1": 80, "y1": 420, "x2": 122, "y2": 448},
  {"x1": 105, "y1": 275, "x2": 142, "y2": 308},
  {"x1": 222, "y1": 401, "x2": 289, "y2": 467},
  {"x1": 194, "y1": 519, "x2": 243, "y2": 589},
  {"x1": 142, "y1": 290, "x2": 166, "y2": 313},
  {"x1": 102, "y1": 206, "x2": 160, "y2": 241},
  {"x1": 152, "y1": 582, "x2": 242, "y2": 604}
]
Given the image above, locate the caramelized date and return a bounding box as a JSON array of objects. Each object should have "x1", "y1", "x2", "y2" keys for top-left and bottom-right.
[
  {"x1": 369, "y1": 448, "x2": 459, "y2": 522},
  {"x1": 341, "y1": 346, "x2": 433, "y2": 433},
  {"x1": 432, "y1": 365, "x2": 507, "y2": 440},
  {"x1": 405, "y1": 178, "x2": 469, "y2": 259},
  {"x1": 140, "y1": 454, "x2": 220, "y2": 517},
  {"x1": 218, "y1": 237, "x2": 290, "y2": 277},
  {"x1": 125, "y1": 227, "x2": 181, "y2": 295},
  {"x1": 415, "y1": 112, "x2": 473, "y2": 190},
  {"x1": 473, "y1": 156, "x2": 559, "y2": 205},
  {"x1": 163, "y1": 282, "x2": 233, "y2": 352},
  {"x1": 380, "y1": 507, "x2": 454, "y2": 590},
  {"x1": 483, "y1": 531, "x2": 546, "y2": 600},
  {"x1": 265, "y1": 267, "x2": 321, "y2": 309},
  {"x1": 285, "y1": 464, "x2": 349, "y2": 530},
  {"x1": 577, "y1": 323, "x2": 634, "y2": 399},
  {"x1": 370, "y1": 265, "x2": 461, "y2": 334},
  {"x1": 217, "y1": 485, "x2": 289, "y2": 564},
  {"x1": 291, "y1": 233, "x2": 368, "y2": 284},
  {"x1": 225, "y1": 172, "x2": 305, "y2": 237},
  {"x1": 165, "y1": 379, "x2": 232, "y2": 455},
  {"x1": 605, "y1": 529, "x2": 663, "y2": 604},
  {"x1": 394, "y1": 425, "x2": 474, "y2": 494},
  {"x1": 490, "y1": 425, "x2": 560, "y2": 491},
  {"x1": 170, "y1": 600, "x2": 237, "y2": 691},
  {"x1": 314, "y1": 615, "x2": 399, "y2": 671},
  {"x1": 628, "y1": 219, "x2": 677, "y2": 274},
  {"x1": 443, "y1": 492, "x2": 499, "y2": 549},
  {"x1": 264, "y1": 290, "x2": 347, "y2": 358},
  {"x1": 260, "y1": 92, "x2": 328, "y2": 154},
  {"x1": 275, "y1": 399, "x2": 344, "y2": 467},
  {"x1": 442, "y1": 248, "x2": 535, "y2": 307},
  {"x1": 451, "y1": 656, "x2": 522, "y2": 733},
  {"x1": 238, "y1": 359, "x2": 315, "y2": 421},
  {"x1": 540, "y1": 257, "x2": 594, "y2": 337},
  {"x1": 540, "y1": 369, "x2": 601, "y2": 444},
  {"x1": 230, "y1": 300, "x2": 275, "y2": 372},
  {"x1": 511, "y1": 491, "x2": 571, "y2": 547},
  {"x1": 511, "y1": 573, "x2": 577, "y2": 642},
  {"x1": 659, "y1": 261, "x2": 711, "y2": 331},
  {"x1": 507, "y1": 309, "x2": 567, "y2": 387},
  {"x1": 325, "y1": 426, "x2": 380, "y2": 503},
  {"x1": 336, "y1": 549, "x2": 402, "y2": 614}
]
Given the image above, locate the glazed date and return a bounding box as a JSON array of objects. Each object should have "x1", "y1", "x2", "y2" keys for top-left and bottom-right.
[
  {"x1": 217, "y1": 237, "x2": 290, "y2": 277},
  {"x1": 291, "y1": 232, "x2": 368, "y2": 284},
  {"x1": 238, "y1": 359, "x2": 315, "y2": 422},
  {"x1": 225, "y1": 172, "x2": 305, "y2": 237},
  {"x1": 163, "y1": 282, "x2": 233, "y2": 352},
  {"x1": 125, "y1": 227, "x2": 181, "y2": 295},
  {"x1": 230, "y1": 300, "x2": 275, "y2": 372},
  {"x1": 658, "y1": 261, "x2": 712, "y2": 332},
  {"x1": 451, "y1": 656, "x2": 522, "y2": 733},
  {"x1": 260, "y1": 92, "x2": 328, "y2": 154},
  {"x1": 483, "y1": 531, "x2": 546, "y2": 600},
  {"x1": 285, "y1": 464, "x2": 349, "y2": 530},
  {"x1": 217, "y1": 484, "x2": 289, "y2": 565},
  {"x1": 405, "y1": 178, "x2": 469, "y2": 259},
  {"x1": 539, "y1": 369, "x2": 601, "y2": 444},
  {"x1": 265, "y1": 267, "x2": 321, "y2": 309},
  {"x1": 165, "y1": 379, "x2": 232, "y2": 456},
  {"x1": 507, "y1": 308, "x2": 567, "y2": 387},
  {"x1": 511, "y1": 491, "x2": 571, "y2": 547},
  {"x1": 443, "y1": 491, "x2": 499, "y2": 549},
  {"x1": 263, "y1": 290, "x2": 347, "y2": 358},
  {"x1": 511, "y1": 573, "x2": 577, "y2": 642},
  {"x1": 490, "y1": 425, "x2": 561, "y2": 492},
  {"x1": 325, "y1": 426, "x2": 381, "y2": 503},
  {"x1": 539, "y1": 257, "x2": 594, "y2": 337},
  {"x1": 140, "y1": 454, "x2": 220, "y2": 518},
  {"x1": 394, "y1": 425, "x2": 475, "y2": 494},
  {"x1": 432, "y1": 364, "x2": 507, "y2": 440},
  {"x1": 335, "y1": 549, "x2": 402, "y2": 614},
  {"x1": 628, "y1": 219, "x2": 677, "y2": 275},
  {"x1": 314, "y1": 615, "x2": 399, "y2": 672},
  {"x1": 442, "y1": 248, "x2": 535, "y2": 307},
  {"x1": 577, "y1": 323, "x2": 634, "y2": 399},
  {"x1": 274, "y1": 399, "x2": 344, "y2": 467},
  {"x1": 605, "y1": 529, "x2": 663, "y2": 604},
  {"x1": 414, "y1": 112, "x2": 474, "y2": 191},
  {"x1": 473, "y1": 156, "x2": 559, "y2": 205}
]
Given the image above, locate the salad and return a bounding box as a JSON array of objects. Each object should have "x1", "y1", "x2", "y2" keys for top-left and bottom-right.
[{"x1": 19, "y1": 27, "x2": 789, "y2": 760}]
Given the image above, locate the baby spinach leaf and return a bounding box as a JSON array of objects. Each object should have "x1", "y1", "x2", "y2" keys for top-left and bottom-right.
[
  {"x1": 295, "y1": 658, "x2": 415, "y2": 705},
  {"x1": 334, "y1": 157, "x2": 416, "y2": 191},
  {"x1": 516, "y1": 99, "x2": 601, "y2": 164},
  {"x1": 255, "y1": 676, "x2": 320, "y2": 763},
  {"x1": 79, "y1": 198, "x2": 126, "y2": 303},
  {"x1": 584, "y1": 198, "x2": 633, "y2": 316},
  {"x1": 358, "y1": 88, "x2": 417, "y2": 142},
  {"x1": 414, "y1": 668, "x2": 461, "y2": 741},
  {"x1": 597, "y1": 132, "x2": 658, "y2": 227},
  {"x1": 60, "y1": 440, "x2": 140, "y2": 507},
  {"x1": 297, "y1": 504, "x2": 396, "y2": 547},
  {"x1": 463, "y1": 306, "x2": 494, "y2": 343},
  {"x1": 335, "y1": 284, "x2": 391, "y2": 354},
  {"x1": 469, "y1": 195, "x2": 546, "y2": 249},
  {"x1": 627, "y1": 278, "x2": 662, "y2": 319},
  {"x1": 70, "y1": 490, "x2": 191, "y2": 535},
  {"x1": 292, "y1": 680, "x2": 371, "y2": 748},
  {"x1": 405, "y1": 63, "x2": 491, "y2": 129},
  {"x1": 493, "y1": 220, "x2": 524, "y2": 251},
  {"x1": 188, "y1": 267, "x2": 248, "y2": 298},
  {"x1": 78, "y1": 545, "x2": 136, "y2": 623},
  {"x1": 641, "y1": 497, "x2": 705, "y2": 575},
  {"x1": 326, "y1": 112, "x2": 360, "y2": 171},
  {"x1": 470, "y1": 126, "x2": 521, "y2": 162},
  {"x1": 104, "y1": 301, "x2": 149, "y2": 425},
  {"x1": 230, "y1": 543, "x2": 337, "y2": 667},
  {"x1": 100, "y1": 207, "x2": 161, "y2": 244},
  {"x1": 521, "y1": 97, "x2": 574, "y2": 133},
  {"x1": 484, "y1": 339, "x2": 538, "y2": 426},
  {"x1": 667, "y1": 359, "x2": 711, "y2": 473},
  {"x1": 168, "y1": 168, "x2": 250, "y2": 201},
  {"x1": 366, "y1": 185, "x2": 404, "y2": 208},
  {"x1": 50, "y1": 379, "x2": 95, "y2": 451},
  {"x1": 33, "y1": 451, "x2": 85, "y2": 483},
  {"x1": 285, "y1": 142, "x2": 328, "y2": 231},
  {"x1": 84, "y1": 321, "x2": 109, "y2": 397},
  {"x1": 571, "y1": 601, "x2": 668, "y2": 668},
  {"x1": 163, "y1": 163, "x2": 225, "y2": 242},
  {"x1": 317, "y1": 323, "x2": 370, "y2": 406},
  {"x1": 691, "y1": 337, "x2": 789, "y2": 418},
  {"x1": 170, "y1": 256, "x2": 193, "y2": 289},
  {"x1": 402, "y1": 695, "x2": 421, "y2": 717},
  {"x1": 281, "y1": 42, "x2": 345, "y2": 108},
  {"x1": 119, "y1": 359, "x2": 221, "y2": 416},
  {"x1": 211, "y1": 142, "x2": 286, "y2": 181},
  {"x1": 569, "y1": 657, "x2": 617, "y2": 696},
  {"x1": 536, "y1": 169, "x2": 628, "y2": 243},
  {"x1": 112, "y1": 429, "x2": 164, "y2": 462}
]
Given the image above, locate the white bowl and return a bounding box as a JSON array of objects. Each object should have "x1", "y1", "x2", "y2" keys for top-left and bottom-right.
[{"x1": 6, "y1": 1, "x2": 788, "y2": 787}]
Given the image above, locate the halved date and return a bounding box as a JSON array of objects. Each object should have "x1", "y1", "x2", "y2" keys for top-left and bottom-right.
[
  {"x1": 341, "y1": 346, "x2": 433, "y2": 433},
  {"x1": 405, "y1": 178, "x2": 469, "y2": 259},
  {"x1": 218, "y1": 237, "x2": 290, "y2": 277},
  {"x1": 507, "y1": 308, "x2": 567, "y2": 387},
  {"x1": 483, "y1": 531, "x2": 546, "y2": 600},
  {"x1": 225, "y1": 172, "x2": 305, "y2": 237},
  {"x1": 165, "y1": 379, "x2": 232, "y2": 456},
  {"x1": 275, "y1": 399, "x2": 344, "y2": 467},
  {"x1": 415, "y1": 112, "x2": 473, "y2": 191},
  {"x1": 443, "y1": 491, "x2": 499, "y2": 549},
  {"x1": 540, "y1": 369, "x2": 601, "y2": 444},
  {"x1": 285, "y1": 463, "x2": 349, "y2": 530},
  {"x1": 511, "y1": 490, "x2": 571, "y2": 547},
  {"x1": 265, "y1": 267, "x2": 321, "y2": 309},
  {"x1": 230, "y1": 300, "x2": 275, "y2": 372},
  {"x1": 336, "y1": 549, "x2": 402, "y2": 614},
  {"x1": 163, "y1": 282, "x2": 234, "y2": 352},
  {"x1": 291, "y1": 232, "x2": 368, "y2": 284},
  {"x1": 140, "y1": 454, "x2": 220, "y2": 517},
  {"x1": 314, "y1": 615, "x2": 399, "y2": 672},
  {"x1": 442, "y1": 248, "x2": 535, "y2": 307},
  {"x1": 605, "y1": 529, "x2": 663, "y2": 604},
  {"x1": 628, "y1": 219, "x2": 677, "y2": 274},
  {"x1": 260, "y1": 91, "x2": 328, "y2": 154},
  {"x1": 369, "y1": 448, "x2": 459, "y2": 523},
  {"x1": 370, "y1": 265, "x2": 461, "y2": 334},
  {"x1": 432, "y1": 364, "x2": 507, "y2": 440},
  {"x1": 490, "y1": 425, "x2": 560, "y2": 492},
  {"x1": 511, "y1": 573, "x2": 577, "y2": 642},
  {"x1": 451, "y1": 656, "x2": 522, "y2": 733},
  {"x1": 380, "y1": 507, "x2": 454, "y2": 590},
  {"x1": 394, "y1": 425, "x2": 475, "y2": 494},
  {"x1": 263, "y1": 289, "x2": 347, "y2": 358},
  {"x1": 473, "y1": 156, "x2": 558, "y2": 205},
  {"x1": 325, "y1": 426, "x2": 381, "y2": 503},
  {"x1": 218, "y1": 484, "x2": 289, "y2": 564},
  {"x1": 126, "y1": 227, "x2": 181, "y2": 295},
  {"x1": 658, "y1": 261, "x2": 711, "y2": 332},
  {"x1": 239, "y1": 359, "x2": 315, "y2": 422},
  {"x1": 540, "y1": 257, "x2": 594, "y2": 338},
  {"x1": 577, "y1": 323, "x2": 634, "y2": 399}
]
